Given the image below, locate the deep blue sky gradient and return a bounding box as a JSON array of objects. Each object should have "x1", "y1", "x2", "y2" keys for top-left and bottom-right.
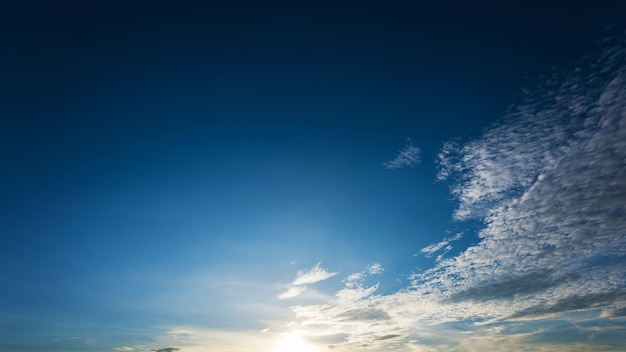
[{"x1": 2, "y1": 2, "x2": 625, "y2": 351}]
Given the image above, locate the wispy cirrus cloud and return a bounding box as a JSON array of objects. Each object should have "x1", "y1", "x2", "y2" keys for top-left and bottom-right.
[
  {"x1": 278, "y1": 285, "x2": 307, "y2": 300},
  {"x1": 418, "y1": 232, "x2": 463, "y2": 260},
  {"x1": 383, "y1": 138, "x2": 421, "y2": 169},
  {"x1": 292, "y1": 263, "x2": 338, "y2": 286},
  {"x1": 278, "y1": 263, "x2": 338, "y2": 299},
  {"x1": 287, "y1": 35, "x2": 626, "y2": 350}
]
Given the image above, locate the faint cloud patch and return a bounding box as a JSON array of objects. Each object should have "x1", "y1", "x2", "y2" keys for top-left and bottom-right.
[
  {"x1": 601, "y1": 306, "x2": 626, "y2": 318},
  {"x1": 384, "y1": 138, "x2": 421, "y2": 169},
  {"x1": 278, "y1": 285, "x2": 307, "y2": 299}
]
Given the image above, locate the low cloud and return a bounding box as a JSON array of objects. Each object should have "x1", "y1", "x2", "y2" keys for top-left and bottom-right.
[
  {"x1": 153, "y1": 327, "x2": 274, "y2": 352},
  {"x1": 444, "y1": 270, "x2": 579, "y2": 304},
  {"x1": 503, "y1": 290, "x2": 626, "y2": 321},
  {"x1": 337, "y1": 308, "x2": 391, "y2": 321},
  {"x1": 374, "y1": 334, "x2": 402, "y2": 341}
]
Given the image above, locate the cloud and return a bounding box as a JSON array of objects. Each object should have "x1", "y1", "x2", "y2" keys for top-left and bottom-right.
[
  {"x1": 423, "y1": 34, "x2": 626, "y2": 322},
  {"x1": 112, "y1": 348, "x2": 134, "y2": 351},
  {"x1": 151, "y1": 348, "x2": 179, "y2": 352},
  {"x1": 444, "y1": 270, "x2": 580, "y2": 304},
  {"x1": 337, "y1": 308, "x2": 391, "y2": 321},
  {"x1": 278, "y1": 285, "x2": 307, "y2": 299},
  {"x1": 343, "y1": 263, "x2": 383, "y2": 289},
  {"x1": 384, "y1": 138, "x2": 421, "y2": 169},
  {"x1": 374, "y1": 334, "x2": 402, "y2": 341},
  {"x1": 292, "y1": 263, "x2": 338, "y2": 285},
  {"x1": 419, "y1": 232, "x2": 463, "y2": 257},
  {"x1": 602, "y1": 306, "x2": 626, "y2": 318},
  {"x1": 367, "y1": 263, "x2": 383, "y2": 275},
  {"x1": 503, "y1": 290, "x2": 626, "y2": 321},
  {"x1": 288, "y1": 35, "x2": 626, "y2": 350},
  {"x1": 278, "y1": 263, "x2": 338, "y2": 299}
]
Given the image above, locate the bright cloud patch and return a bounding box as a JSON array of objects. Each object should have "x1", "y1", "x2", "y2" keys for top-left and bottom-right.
[
  {"x1": 279, "y1": 263, "x2": 338, "y2": 299},
  {"x1": 289, "y1": 36, "x2": 626, "y2": 350},
  {"x1": 278, "y1": 286, "x2": 307, "y2": 300},
  {"x1": 292, "y1": 263, "x2": 338, "y2": 285},
  {"x1": 384, "y1": 138, "x2": 421, "y2": 169},
  {"x1": 367, "y1": 263, "x2": 383, "y2": 275},
  {"x1": 419, "y1": 232, "x2": 463, "y2": 259}
]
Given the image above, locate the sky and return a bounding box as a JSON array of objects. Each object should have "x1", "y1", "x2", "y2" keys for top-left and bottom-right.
[{"x1": 1, "y1": 1, "x2": 626, "y2": 351}]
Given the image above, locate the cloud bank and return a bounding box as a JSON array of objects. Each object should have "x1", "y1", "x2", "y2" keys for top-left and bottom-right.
[{"x1": 290, "y1": 36, "x2": 626, "y2": 350}]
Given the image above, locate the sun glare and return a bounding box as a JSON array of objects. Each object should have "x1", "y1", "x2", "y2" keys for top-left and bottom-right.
[{"x1": 274, "y1": 332, "x2": 316, "y2": 352}]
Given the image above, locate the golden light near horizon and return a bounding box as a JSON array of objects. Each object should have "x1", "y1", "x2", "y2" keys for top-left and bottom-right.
[{"x1": 274, "y1": 331, "x2": 317, "y2": 352}]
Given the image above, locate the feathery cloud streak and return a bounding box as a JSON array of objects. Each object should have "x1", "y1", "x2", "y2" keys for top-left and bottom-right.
[
  {"x1": 384, "y1": 138, "x2": 421, "y2": 169},
  {"x1": 279, "y1": 263, "x2": 338, "y2": 299}
]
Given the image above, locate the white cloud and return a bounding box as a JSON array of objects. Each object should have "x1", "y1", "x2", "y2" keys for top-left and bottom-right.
[
  {"x1": 288, "y1": 35, "x2": 626, "y2": 350},
  {"x1": 278, "y1": 286, "x2": 307, "y2": 300},
  {"x1": 292, "y1": 263, "x2": 338, "y2": 286},
  {"x1": 384, "y1": 138, "x2": 421, "y2": 169},
  {"x1": 367, "y1": 263, "x2": 383, "y2": 275},
  {"x1": 419, "y1": 232, "x2": 463, "y2": 257},
  {"x1": 112, "y1": 348, "x2": 134, "y2": 351},
  {"x1": 278, "y1": 263, "x2": 338, "y2": 299},
  {"x1": 422, "y1": 36, "x2": 626, "y2": 321}
]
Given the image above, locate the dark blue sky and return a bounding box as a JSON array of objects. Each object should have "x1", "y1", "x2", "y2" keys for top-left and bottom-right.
[{"x1": 2, "y1": 2, "x2": 626, "y2": 352}]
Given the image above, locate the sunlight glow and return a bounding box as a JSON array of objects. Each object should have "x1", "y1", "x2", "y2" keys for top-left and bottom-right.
[{"x1": 274, "y1": 332, "x2": 316, "y2": 352}]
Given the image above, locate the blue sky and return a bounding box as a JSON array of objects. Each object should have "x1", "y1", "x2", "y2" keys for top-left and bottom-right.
[{"x1": 2, "y1": 1, "x2": 626, "y2": 351}]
